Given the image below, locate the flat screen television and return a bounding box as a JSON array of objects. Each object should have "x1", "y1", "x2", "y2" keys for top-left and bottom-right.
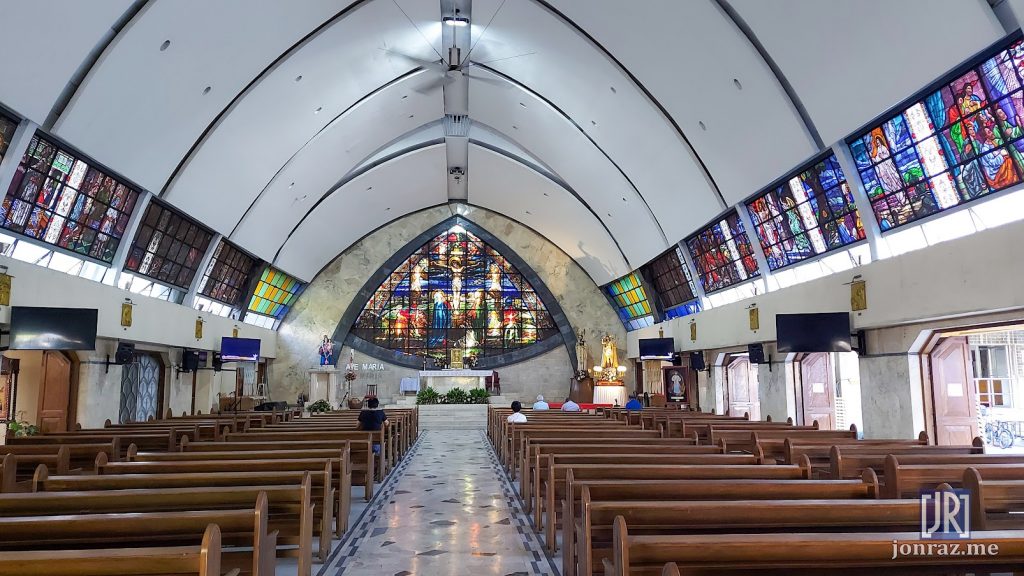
[
  {"x1": 775, "y1": 312, "x2": 852, "y2": 354},
  {"x1": 220, "y1": 337, "x2": 260, "y2": 362},
  {"x1": 638, "y1": 338, "x2": 674, "y2": 360},
  {"x1": 9, "y1": 306, "x2": 98, "y2": 350}
]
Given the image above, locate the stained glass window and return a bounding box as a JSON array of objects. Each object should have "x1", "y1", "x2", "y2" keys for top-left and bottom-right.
[
  {"x1": 0, "y1": 113, "x2": 16, "y2": 164},
  {"x1": 685, "y1": 211, "x2": 760, "y2": 293},
  {"x1": 247, "y1": 267, "x2": 304, "y2": 322},
  {"x1": 605, "y1": 272, "x2": 655, "y2": 331},
  {"x1": 0, "y1": 134, "x2": 140, "y2": 263},
  {"x1": 352, "y1": 225, "x2": 558, "y2": 364},
  {"x1": 198, "y1": 240, "x2": 257, "y2": 307},
  {"x1": 640, "y1": 246, "x2": 699, "y2": 317},
  {"x1": 850, "y1": 38, "x2": 1024, "y2": 231},
  {"x1": 747, "y1": 153, "x2": 866, "y2": 270},
  {"x1": 124, "y1": 201, "x2": 213, "y2": 289}
]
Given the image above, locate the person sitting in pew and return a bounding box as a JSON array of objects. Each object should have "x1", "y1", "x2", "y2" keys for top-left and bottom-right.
[
  {"x1": 533, "y1": 395, "x2": 550, "y2": 410},
  {"x1": 624, "y1": 394, "x2": 643, "y2": 410},
  {"x1": 561, "y1": 397, "x2": 581, "y2": 412},
  {"x1": 507, "y1": 401, "x2": 527, "y2": 423},
  {"x1": 357, "y1": 397, "x2": 388, "y2": 454}
]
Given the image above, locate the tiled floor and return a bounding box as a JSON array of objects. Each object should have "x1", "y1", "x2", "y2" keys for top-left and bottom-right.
[{"x1": 320, "y1": 430, "x2": 557, "y2": 576}]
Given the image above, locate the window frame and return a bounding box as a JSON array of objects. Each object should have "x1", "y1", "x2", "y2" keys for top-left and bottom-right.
[
  {"x1": 122, "y1": 199, "x2": 214, "y2": 290},
  {"x1": 683, "y1": 209, "x2": 761, "y2": 295}
]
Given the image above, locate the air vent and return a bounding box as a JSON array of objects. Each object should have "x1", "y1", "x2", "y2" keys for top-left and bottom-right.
[{"x1": 444, "y1": 114, "x2": 471, "y2": 137}]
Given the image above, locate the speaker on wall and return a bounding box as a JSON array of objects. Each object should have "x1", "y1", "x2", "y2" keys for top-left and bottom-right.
[
  {"x1": 114, "y1": 342, "x2": 135, "y2": 365},
  {"x1": 671, "y1": 353, "x2": 683, "y2": 366},
  {"x1": 212, "y1": 352, "x2": 223, "y2": 372},
  {"x1": 689, "y1": 351, "x2": 706, "y2": 371},
  {"x1": 748, "y1": 343, "x2": 765, "y2": 364},
  {"x1": 854, "y1": 330, "x2": 867, "y2": 355}
]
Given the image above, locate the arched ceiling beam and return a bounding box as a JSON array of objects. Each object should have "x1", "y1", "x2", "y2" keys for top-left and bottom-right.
[
  {"x1": 475, "y1": 63, "x2": 667, "y2": 252},
  {"x1": 526, "y1": 0, "x2": 727, "y2": 211},
  {"x1": 713, "y1": 0, "x2": 824, "y2": 150}
]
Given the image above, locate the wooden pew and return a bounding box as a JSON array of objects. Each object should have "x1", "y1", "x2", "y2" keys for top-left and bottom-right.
[
  {"x1": 541, "y1": 460, "x2": 809, "y2": 553},
  {"x1": 964, "y1": 467, "x2": 1024, "y2": 530},
  {"x1": 2, "y1": 441, "x2": 119, "y2": 471},
  {"x1": 884, "y1": 455, "x2": 1024, "y2": 498},
  {"x1": 0, "y1": 522, "x2": 233, "y2": 576},
  {"x1": 829, "y1": 443, "x2": 987, "y2": 480},
  {"x1": 128, "y1": 445, "x2": 351, "y2": 535},
  {"x1": 7, "y1": 430, "x2": 174, "y2": 456},
  {"x1": 564, "y1": 475, "x2": 880, "y2": 576},
  {"x1": 221, "y1": 431, "x2": 377, "y2": 497},
  {"x1": 0, "y1": 453, "x2": 16, "y2": 492},
  {"x1": 507, "y1": 428, "x2": 661, "y2": 476},
  {"x1": 717, "y1": 428, "x2": 857, "y2": 457},
  {"x1": 535, "y1": 453, "x2": 763, "y2": 537},
  {"x1": 606, "y1": 517, "x2": 1024, "y2": 576},
  {"x1": 0, "y1": 493, "x2": 275, "y2": 576},
  {"x1": 33, "y1": 467, "x2": 327, "y2": 570}
]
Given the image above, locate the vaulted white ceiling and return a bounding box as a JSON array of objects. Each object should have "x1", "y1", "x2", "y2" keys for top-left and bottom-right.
[{"x1": 0, "y1": 0, "x2": 1007, "y2": 285}]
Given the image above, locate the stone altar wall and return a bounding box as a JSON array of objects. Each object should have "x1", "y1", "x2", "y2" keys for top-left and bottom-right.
[{"x1": 274, "y1": 206, "x2": 628, "y2": 404}]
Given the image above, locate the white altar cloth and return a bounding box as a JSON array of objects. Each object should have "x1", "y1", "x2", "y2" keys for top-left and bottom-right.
[
  {"x1": 399, "y1": 377, "x2": 420, "y2": 393},
  {"x1": 419, "y1": 370, "x2": 491, "y2": 393}
]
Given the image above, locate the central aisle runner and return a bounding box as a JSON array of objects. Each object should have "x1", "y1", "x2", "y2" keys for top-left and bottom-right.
[{"x1": 325, "y1": 430, "x2": 556, "y2": 576}]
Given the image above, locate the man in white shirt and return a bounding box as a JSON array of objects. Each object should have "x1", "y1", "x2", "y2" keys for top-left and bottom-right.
[
  {"x1": 507, "y1": 400, "x2": 527, "y2": 423},
  {"x1": 561, "y1": 397, "x2": 581, "y2": 412},
  {"x1": 532, "y1": 394, "x2": 550, "y2": 410}
]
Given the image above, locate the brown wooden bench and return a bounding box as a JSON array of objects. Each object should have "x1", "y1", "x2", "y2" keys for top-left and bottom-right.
[
  {"x1": 129, "y1": 445, "x2": 351, "y2": 535},
  {"x1": 717, "y1": 428, "x2": 857, "y2": 456},
  {"x1": 829, "y1": 443, "x2": 988, "y2": 480},
  {"x1": 221, "y1": 431, "x2": 378, "y2": 496},
  {"x1": 884, "y1": 455, "x2": 1024, "y2": 498},
  {"x1": 2, "y1": 441, "x2": 119, "y2": 471},
  {"x1": 561, "y1": 475, "x2": 879, "y2": 576},
  {"x1": 541, "y1": 460, "x2": 808, "y2": 553},
  {"x1": 964, "y1": 467, "x2": 1024, "y2": 530},
  {"x1": 7, "y1": 431, "x2": 175, "y2": 456},
  {"x1": 606, "y1": 517, "x2": 1024, "y2": 576},
  {"x1": 0, "y1": 453, "x2": 16, "y2": 492},
  {"x1": 0, "y1": 522, "x2": 233, "y2": 576},
  {"x1": 0, "y1": 493, "x2": 274, "y2": 575},
  {"x1": 508, "y1": 428, "x2": 661, "y2": 476},
  {"x1": 33, "y1": 466, "x2": 327, "y2": 571}
]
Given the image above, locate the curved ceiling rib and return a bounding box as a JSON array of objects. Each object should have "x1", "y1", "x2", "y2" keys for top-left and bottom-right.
[
  {"x1": 158, "y1": 0, "x2": 370, "y2": 196},
  {"x1": 229, "y1": 67, "x2": 429, "y2": 238},
  {"x1": 474, "y1": 63, "x2": 668, "y2": 249},
  {"x1": 527, "y1": 0, "x2": 727, "y2": 210}
]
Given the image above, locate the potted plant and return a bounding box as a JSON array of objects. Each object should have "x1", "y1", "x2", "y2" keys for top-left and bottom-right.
[
  {"x1": 415, "y1": 386, "x2": 440, "y2": 405},
  {"x1": 306, "y1": 399, "x2": 333, "y2": 413}
]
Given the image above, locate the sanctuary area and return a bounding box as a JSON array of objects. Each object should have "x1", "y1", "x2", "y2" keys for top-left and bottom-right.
[{"x1": 3, "y1": 1, "x2": 1024, "y2": 575}]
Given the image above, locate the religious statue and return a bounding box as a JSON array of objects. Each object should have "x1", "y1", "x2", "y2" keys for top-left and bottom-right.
[
  {"x1": 600, "y1": 333, "x2": 618, "y2": 370},
  {"x1": 575, "y1": 328, "x2": 588, "y2": 376},
  {"x1": 318, "y1": 335, "x2": 334, "y2": 366}
]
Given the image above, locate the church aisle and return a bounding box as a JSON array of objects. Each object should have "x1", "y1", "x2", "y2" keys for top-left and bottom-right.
[{"x1": 324, "y1": 430, "x2": 557, "y2": 576}]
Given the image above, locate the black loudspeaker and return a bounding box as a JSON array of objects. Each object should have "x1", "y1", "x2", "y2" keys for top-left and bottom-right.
[
  {"x1": 255, "y1": 401, "x2": 288, "y2": 411},
  {"x1": 748, "y1": 343, "x2": 765, "y2": 364},
  {"x1": 854, "y1": 330, "x2": 867, "y2": 355},
  {"x1": 114, "y1": 342, "x2": 135, "y2": 365},
  {"x1": 182, "y1": 350, "x2": 200, "y2": 372},
  {"x1": 689, "y1": 351, "x2": 706, "y2": 371},
  {"x1": 671, "y1": 353, "x2": 683, "y2": 366},
  {"x1": 212, "y1": 352, "x2": 223, "y2": 372}
]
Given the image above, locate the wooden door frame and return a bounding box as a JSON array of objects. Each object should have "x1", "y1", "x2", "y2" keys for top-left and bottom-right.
[
  {"x1": 796, "y1": 352, "x2": 836, "y2": 429},
  {"x1": 38, "y1": 351, "x2": 77, "y2": 432}
]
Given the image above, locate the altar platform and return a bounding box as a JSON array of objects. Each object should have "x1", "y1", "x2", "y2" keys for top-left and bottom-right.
[{"x1": 419, "y1": 369, "x2": 491, "y2": 393}]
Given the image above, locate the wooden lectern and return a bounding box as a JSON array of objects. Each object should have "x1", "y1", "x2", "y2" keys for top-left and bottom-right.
[{"x1": 569, "y1": 376, "x2": 594, "y2": 403}]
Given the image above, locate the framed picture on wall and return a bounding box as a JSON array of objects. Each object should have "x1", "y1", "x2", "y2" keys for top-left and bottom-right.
[{"x1": 662, "y1": 366, "x2": 687, "y2": 401}]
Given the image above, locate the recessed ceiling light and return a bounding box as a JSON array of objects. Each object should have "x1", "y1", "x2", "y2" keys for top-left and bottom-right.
[
  {"x1": 591, "y1": 120, "x2": 597, "y2": 126},
  {"x1": 160, "y1": 40, "x2": 171, "y2": 51},
  {"x1": 733, "y1": 78, "x2": 743, "y2": 90},
  {"x1": 314, "y1": 106, "x2": 322, "y2": 114},
  {"x1": 542, "y1": 192, "x2": 549, "y2": 197},
  {"x1": 607, "y1": 213, "x2": 612, "y2": 217},
  {"x1": 525, "y1": 210, "x2": 532, "y2": 215},
  {"x1": 512, "y1": 125, "x2": 518, "y2": 130},
  {"x1": 408, "y1": 114, "x2": 414, "y2": 118},
  {"x1": 385, "y1": 207, "x2": 391, "y2": 211},
  {"x1": 610, "y1": 86, "x2": 617, "y2": 93},
  {"x1": 519, "y1": 102, "x2": 526, "y2": 108},
  {"x1": 442, "y1": 16, "x2": 470, "y2": 27},
  {"x1": 367, "y1": 186, "x2": 373, "y2": 191},
  {"x1": 698, "y1": 120, "x2": 707, "y2": 131},
  {"x1": 622, "y1": 197, "x2": 627, "y2": 202},
  {"x1": 295, "y1": 75, "x2": 303, "y2": 83},
  {"x1": 202, "y1": 86, "x2": 211, "y2": 95},
  {"x1": 289, "y1": 182, "x2": 295, "y2": 188},
  {"x1": 402, "y1": 95, "x2": 408, "y2": 99}
]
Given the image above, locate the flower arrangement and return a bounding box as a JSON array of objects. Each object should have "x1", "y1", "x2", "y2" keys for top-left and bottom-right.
[
  {"x1": 307, "y1": 399, "x2": 333, "y2": 413},
  {"x1": 416, "y1": 386, "x2": 490, "y2": 405}
]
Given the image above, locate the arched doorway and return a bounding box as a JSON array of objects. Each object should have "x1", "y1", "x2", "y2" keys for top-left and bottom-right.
[
  {"x1": 119, "y1": 352, "x2": 164, "y2": 424},
  {"x1": 725, "y1": 355, "x2": 760, "y2": 419}
]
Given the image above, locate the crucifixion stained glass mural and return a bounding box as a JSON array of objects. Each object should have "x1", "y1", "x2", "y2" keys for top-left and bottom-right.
[{"x1": 352, "y1": 225, "x2": 557, "y2": 364}]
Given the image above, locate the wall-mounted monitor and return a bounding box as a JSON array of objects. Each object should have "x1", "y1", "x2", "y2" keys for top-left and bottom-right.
[
  {"x1": 220, "y1": 337, "x2": 260, "y2": 362},
  {"x1": 638, "y1": 337, "x2": 674, "y2": 360},
  {"x1": 9, "y1": 307, "x2": 98, "y2": 350},
  {"x1": 775, "y1": 312, "x2": 852, "y2": 354}
]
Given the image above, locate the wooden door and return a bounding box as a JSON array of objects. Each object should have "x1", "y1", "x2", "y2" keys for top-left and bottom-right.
[
  {"x1": 931, "y1": 336, "x2": 979, "y2": 445},
  {"x1": 727, "y1": 357, "x2": 760, "y2": 419},
  {"x1": 801, "y1": 353, "x2": 835, "y2": 430},
  {"x1": 38, "y1": 351, "x2": 71, "y2": 433}
]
